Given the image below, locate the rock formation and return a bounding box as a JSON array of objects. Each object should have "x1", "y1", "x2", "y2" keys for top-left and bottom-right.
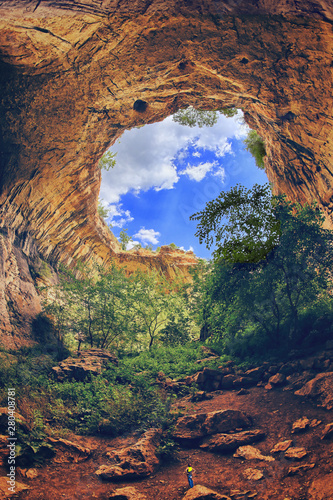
[{"x1": 0, "y1": 1, "x2": 332, "y2": 342}]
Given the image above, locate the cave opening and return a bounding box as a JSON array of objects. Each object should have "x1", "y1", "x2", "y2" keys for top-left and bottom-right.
[{"x1": 99, "y1": 108, "x2": 268, "y2": 259}]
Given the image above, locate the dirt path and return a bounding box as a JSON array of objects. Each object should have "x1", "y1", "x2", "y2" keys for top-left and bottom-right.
[{"x1": 5, "y1": 386, "x2": 333, "y2": 500}]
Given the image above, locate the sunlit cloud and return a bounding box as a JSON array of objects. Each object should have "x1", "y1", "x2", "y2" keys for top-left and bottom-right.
[
  {"x1": 100, "y1": 112, "x2": 247, "y2": 205},
  {"x1": 134, "y1": 228, "x2": 160, "y2": 245},
  {"x1": 107, "y1": 203, "x2": 133, "y2": 228},
  {"x1": 181, "y1": 161, "x2": 218, "y2": 182}
]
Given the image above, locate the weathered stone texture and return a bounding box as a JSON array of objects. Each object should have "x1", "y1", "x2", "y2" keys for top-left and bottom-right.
[{"x1": 0, "y1": 1, "x2": 332, "y2": 341}]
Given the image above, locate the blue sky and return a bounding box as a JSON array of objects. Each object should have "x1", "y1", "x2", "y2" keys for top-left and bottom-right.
[{"x1": 100, "y1": 111, "x2": 268, "y2": 259}]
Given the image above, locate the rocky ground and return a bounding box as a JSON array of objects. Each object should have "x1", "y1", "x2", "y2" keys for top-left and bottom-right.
[{"x1": 1, "y1": 346, "x2": 333, "y2": 500}]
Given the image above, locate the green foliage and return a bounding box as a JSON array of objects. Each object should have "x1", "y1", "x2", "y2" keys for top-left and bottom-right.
[
  {"x1": 190, "y1": 191, "x2": 333, "y2": 350},
  {"x1": 119, "y1": 229, "x2": 133, "y2": 250},
  {"x1": 191, "y1": 183, "x2": 280, "y2": 263},
  {"x1": 97, "y1": 198, "x2": 110, "y2": 218},
  {"x1": 173, "y1": 106, "x2": 237, "y2": 128},
  {"x1": 98, "y1": 150, "x2": 116, "y2": 171},
  {"x1": 243, "y1": 130, "x2": 266, "y2": 169},
  {"x1": 159, "y1": 314, "x2": 191, "y2": 347}
]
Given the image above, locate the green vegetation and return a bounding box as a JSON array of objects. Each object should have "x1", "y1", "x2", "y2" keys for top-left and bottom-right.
[
  {"x1": 98, "y1": 150, "x2": 116, "y2": 171},
  {"x1": 190, "y1": 183, "x2": 333, "y2": 354},
  {"x1": 243, "y1": 130, "x2": 266, "y2": 169},
  {"x1": 173, "y1": 107, "x2": 266, "y2": 169},
  {"x1": 173, "y1": 106, "x2": 237, "y2": 128}
]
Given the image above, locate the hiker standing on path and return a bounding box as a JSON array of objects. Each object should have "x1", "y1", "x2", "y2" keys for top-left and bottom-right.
[{"x1": 186, "y1": 464, "x2": 195, "y2": 488}]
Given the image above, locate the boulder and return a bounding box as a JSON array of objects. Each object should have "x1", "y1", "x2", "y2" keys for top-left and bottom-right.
[
  {"x1": 172, "y1": 410, "x2": 252, "y2": 441},
  {"x1": 233, "y1": 446, "x2": 275, "y2": 462},
  {"x1": 244, "y1": 367, "x2": 265, "y2": 382},
  {"x1": 268, "y1": 373, "x2": 286, "y2": 387},
  {"x1": 294, "y1": 372, "x2": 333, "y2": 409},
  {"x1": 182, "y1": 484, "x2": 231, "y2": 500},
  {"x1": 291, "y1": 417, "x2": 310, "y2": 433},
  {"x1": 271, "y1": 440, "x2": 293, "y2": 453},
  {"x1": 321, "y1": 423, "x2": 333, "y2": 440},
  {"x1": 108, "y1": 486, "x2": 147, "y2": 499},
  {"x1": 284, "y1": 447, "x2": 308, "y2": 460},
  {"x1": 47, "y1": 437, "x2": 91, "y2": 463},
  {"x1": 220, "y1": 374, "x2": 237, "y2": 389},
  {"x1": 243, "y1": 468, "x2": 264, "y2": 481},
  {"x1": 52, "y1": 348, "x2": 118, "y2": 381},
  {"x1": 200, "y1": 430, "x2": 265, "y2": 453},
  {"x1": 287, "y1": 463, "x2": 315, "y2": 476},
  {"x1": 96, "y1": 429, "x2": 161, "y2": 480}
]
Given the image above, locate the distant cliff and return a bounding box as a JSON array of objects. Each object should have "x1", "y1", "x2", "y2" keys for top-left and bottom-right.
[{"x1": 0, "y1": 0, "x2": 332, "y2": 345}]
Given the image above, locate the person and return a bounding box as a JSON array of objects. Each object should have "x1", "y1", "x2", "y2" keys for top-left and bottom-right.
[{"x1": 186, "y1": 463, "x2": 195, "y2": 488}]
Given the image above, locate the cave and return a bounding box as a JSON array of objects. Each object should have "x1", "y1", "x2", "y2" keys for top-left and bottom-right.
[{"x1": 0, "y1": 0, "x2": 332, "y2": 346}]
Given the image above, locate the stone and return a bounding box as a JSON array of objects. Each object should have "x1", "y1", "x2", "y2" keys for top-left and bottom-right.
[
  {"x1": 268, "y1": 373, "x2": 286, "y2": 386},
  {"x1": 172, "y1": 410, "x2": 252, "y2": 441},
  {"x1": 108, "y1": 486, "x2": 147, "y2": 499},
  {"x1": 52, "y1": 348, "x2": 118, "y2": 381},
  {"x1": 284, "y1": 447, "x2": 308, "y2": 460},
  {"x1": 295, "y1": 372, "x2": 333, "y2": 409},
  {"x1": 182, "y1": 484, "x2": 231, "y2": 499},
  {"x1": 47, "y1": 437, "x2": 91, "y2": 463},
  {"x1": 220, "y1": 375, "x2": 238, "y2": 389},
  {"x1": 291, "y1": 417, "x2": 310, "y2": 433},
  {"x1": 287, "y1": 463, "x2": 315, "y2": 476},
  {"x1": 271, "y1": 440, "x2": 293, "y2": 453},
  {"x1": 0, "y1": 477, "x2": 29, "y2": 497},
  {"x1": 233, "y1": 446, "x2": 275, "y2": 462},
  {"x1": 308, "y1": 472, "x2": 333, "y2": 499},
  {"x1": 1, "y1": 1, "x2": 333, "y2": 345},
  {"x1": 96, "y1": 428, "x2": 161, "y2": 480},
  {"x1": 200, "y1": 430, "x2": 265, "y2": 453},
  {"x1": 321, "y1": 422, "x2": 333, "y2": 439},
  {"x1": 243, "y1": 468, "x2": 264, "y2": 481}
]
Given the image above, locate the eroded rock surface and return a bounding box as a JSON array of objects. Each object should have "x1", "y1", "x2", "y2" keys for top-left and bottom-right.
[
  {"x1": 0, "y1": 1, "x2": 332, "y2": 341},
  {"x1": 96, "y1": 429, "x2": 161, "y2": 480},
  {"x1": 52, "y1": 348, "x2": 118, "y2": 381},
  {"x1": 172, "y1": 410, "x2": 252, "y2": 441}
]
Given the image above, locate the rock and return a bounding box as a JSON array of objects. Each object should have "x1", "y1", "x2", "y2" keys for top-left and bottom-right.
[
  {"x1": 295, "y1": 372, "x2": 333, "y2": 409},
  {"x1": 268, "y1": 373, "x2": 286, "y2": 386},
  {"x1": 220, "y1": 374, "x2": 237, "y2": 389},
  {"x1": 291, "y1": 417, "x2": 310, "y2": 433},
  {"x1": 308, "y1": 472, "x2": 333, "y2": 499},
  {"x1": 284, "y1": 447, "x2": 308, "y2": 460},
  {"x1": 244, "y1": 367, "x2": 265, "y2": 383},
  {"x1": 47, "y1": 437, "x2": 91, "y2": 463},
  {"x1": 182, "y1": 484, "x2": 231, "y2": 499},
  {"x1": 191, "y1": 391, "x2": 213, "y2": 402},
  {"x1": 233, "y1": 446, "x2": 275, "y2": 462},
  {"x1": 0, "y1": 477, "x2": 29, "y2": 497},
  {"x1": 0, "y1": 435, "x2": 9, "y2": 466},
  {"x1": 200, "y1": 430, "x2": 265, "y2": 453},
  {"x1": 0, "y1": 408, "x2": 28, "y2": 433},
  {"x1": 309, "y1": 419, "x2": 322, "y2": 428},
  {"x1": 287, "y1": 463, "x2": 315, "y2": 476},
  {"x1": 1, "y1": 0, "x2": 333, "y2": 345},
  {"x1": 172, "y1": 410, "x2": 252, "y2": 441},
  {"x1": 108, "y1": 486, "x2": 147, "y2": 499},
  {"x1": 271, "y1": 440, "x2": 293, "y2": 453},
  {"x1": 96, "y1": 429, "x2": 161, "y2": 480},
  {"x1": 52, "y1": 348, "x2": 118, "y2": 381},
  {"x1": 321, "y1": 422, "x2": 333, "y2": 439},
  {"x1": 243, "y1": 468, "x2": 264, "y2": 481}
]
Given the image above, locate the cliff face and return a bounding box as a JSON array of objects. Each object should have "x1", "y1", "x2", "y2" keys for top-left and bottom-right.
[{"x1": 0, "y1": 0, "x2": 332, "y2": 344}]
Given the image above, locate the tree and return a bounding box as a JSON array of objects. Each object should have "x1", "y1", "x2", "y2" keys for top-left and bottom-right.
[
  {"x1": 99, "y1": 151, "x2": 116, "y2": 171},
  {"x1": 190, "y1": 184, "x2": 333, "y2": 347},
  {"x1": 243, "y1": 130, "x2": 266, "y2": 169},
  {"x1": 173, "y1": 106, "x2": 237, "y2": 128},
  {"x1": 129, "y1": 270, "x2": 188, "y2": 349},
  {"x1": 190, "y1": 183, "x2": 280, "y2": 263},
  {"x1": 119, "y1": 229, "x2": 133, "y2": 250},
  {"x1": 43, "y1": 263, "x2": 138, "y2": 350},
  {"x1": 98, "y1": 198, "x2": 110, "y2": 219}
]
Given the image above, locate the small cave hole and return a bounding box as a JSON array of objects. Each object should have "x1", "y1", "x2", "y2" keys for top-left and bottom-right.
[
  {"x1": 240, "y1": 58, "x2": 249, "y2": 64},
  {"x1": 133, "y1": 99, "x2": 148, "y2": 113}
]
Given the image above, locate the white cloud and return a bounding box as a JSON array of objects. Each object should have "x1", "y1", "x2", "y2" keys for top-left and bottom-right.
[
  {"x1": 106, "y1": 203, "x2": 133, "y2": 228},
  {"x1": 100, "y1": 111, "x2": 247, "y2": 205},
  {"x1": 134, "y1": 228, "x2": 160, "y2": 245},
  {"x1": 192, "y1": 151, "x2": 201, "y2": 158},
  {"x1": 181, "y1": 161, "x2": 218, "y2": 182}
]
